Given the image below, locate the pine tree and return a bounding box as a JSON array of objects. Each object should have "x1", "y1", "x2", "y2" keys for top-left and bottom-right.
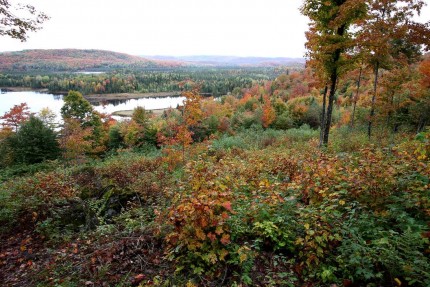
[{"x1": 8, "y1": 116, "x2": 60, "y2": 164}]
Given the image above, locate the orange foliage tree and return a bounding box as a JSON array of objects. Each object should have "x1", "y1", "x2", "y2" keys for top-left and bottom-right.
[
  {"x1": 419, "y1": 57, "x2": 430, "y2": 88},
  {"x1": 1, "y1": 102, "x2": 32, "y2": 132},
  {"x1": 158, "y1": 89, "x2": 203, "y2": 169},
  {"x1": 356, "y1": 0, "x2": 430, "y2": 137},
  {"x1": 60, "y1": 118, "x2": 93, "y2": 164},
  {"x1": 301, "y1": 0, "x2": 367, "y2": 146},
  {"x1": 261, "y1": 95, "x2": 276, "y2": 128}
]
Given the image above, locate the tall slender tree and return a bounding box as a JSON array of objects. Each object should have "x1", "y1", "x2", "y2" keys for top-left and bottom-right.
[
  {"x1": 350, "y1": 64, "x2": 363, "y2": 128},
  {"x1": 301, "y1": 0, "x2": 367, "y2": 146},
  {"x1": 356, "y1": 0, "x2": 430, "y2": 137}
]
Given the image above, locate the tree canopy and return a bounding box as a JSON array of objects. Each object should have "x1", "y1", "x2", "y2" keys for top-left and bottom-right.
[
  {"x1": 302, "y1": 0, "x2": 430, "y2": 144},
  {"x1": 0, "y1": 0, "x2": 49, "y2": 41},
  {"x1": 302, "y1": 0, "x2": 367, "y2": 146},
  {"x1": 0, "y1": 102, "x2": 31, "y2": 132},
  {"x1": 60, "y1": 91, "x2": 94, "y2": 124}
]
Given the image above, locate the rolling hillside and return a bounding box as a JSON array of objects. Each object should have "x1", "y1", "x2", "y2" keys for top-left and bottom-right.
[
  {"x1": 145, "y1": 55, "x2": 306, "y2": 67},
  {"x1": 0, "y1": 49, "x2": 304, "y2": 73},
  {"x1": 0, "y1": 49, "x2": 182, "y2": 72}
]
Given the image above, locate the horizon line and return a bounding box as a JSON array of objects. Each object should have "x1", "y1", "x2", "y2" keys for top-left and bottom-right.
[{"x1": 0, "y1": 48, "x2": 306, "y2": 59}]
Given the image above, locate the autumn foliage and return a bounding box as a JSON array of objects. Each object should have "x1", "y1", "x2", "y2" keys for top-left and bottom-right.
[
  {"x1": 0, "y1": 103, "x2": 32, "y2": 132},
  {"x1": 1, "y1": 52, "x2": 430, "y2": 286}
]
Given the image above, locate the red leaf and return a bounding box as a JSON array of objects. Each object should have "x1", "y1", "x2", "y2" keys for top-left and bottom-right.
[
  {"x1": 222, "y1": 201, "x2": 232, "y2": 211},
  {"x1": 134, "y1": 274, "x2": 145, "y2": 284},
  {"x1": 220, "y1": 234, "x2": 230, "y2": 245}
]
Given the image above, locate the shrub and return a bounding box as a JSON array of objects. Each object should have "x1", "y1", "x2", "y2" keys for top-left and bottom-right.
[
  {"x1": 210, "y1": 134, "x2": 247, "y2": 151},
  {"x1": 284, "y1": 125, "x2": 319, "y2": 143},
  {"x1": 108, "y1": 124, "x2": 124, "y2": 150},
  {"x1": 336, "y1": 209, "x2": 430, "y2": 286},
  {"x1": 272, "y1": 110, "x2": 295, "y2": 130},
  {"x1": 329, "y1": 126, "x2": 370, "y2": 152}
]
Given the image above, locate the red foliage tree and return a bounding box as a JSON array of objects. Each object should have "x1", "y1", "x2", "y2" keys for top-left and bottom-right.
[{"x1": 1, "y1": 103, "x2": 32, "y2": 132}]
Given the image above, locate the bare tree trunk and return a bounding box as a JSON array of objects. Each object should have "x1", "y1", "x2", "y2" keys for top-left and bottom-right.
[
  {"x1": 322, "y1": 24, "x2": 345, "y2": 146},
  {"x1": 319, "y1": 85, "x2": 328, "y2": 147},
  {"x1": 387, "y1": 92, "x2": 394, "y2": 129},
  {"x1": 323, "y1": 73, "x2": 338, "y2": 146},
  {"x1": 368, "y1": 61, "x2": 380, "y2": 138},
  {"x1": 417, "y1": 116, "x2": 427, "y2": 133},
  {"x1": 350, "y1": 67, "x2": 362, "y2": 128}
]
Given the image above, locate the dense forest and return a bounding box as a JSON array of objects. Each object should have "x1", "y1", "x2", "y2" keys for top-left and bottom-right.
[
  {"x1": 1, "y1": 0, "x2": 430, "y2": 286},
  {"x1": 0, "y1": 67, "x2": 293, "y2": 97}
]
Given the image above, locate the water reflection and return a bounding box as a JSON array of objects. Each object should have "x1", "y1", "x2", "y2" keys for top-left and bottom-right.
[
  {"x1": 92, "y1": 97, "x2": 185, "y2": 115},
  {"x1": 53, "y1": 94, "x2": 62, "y2": 101},
  {"x1": 0, "y1": 90, "x2": 184, "y2": 119},
  {"x1": 0, "y1": 91, "x2": 64, "y2": 118}
]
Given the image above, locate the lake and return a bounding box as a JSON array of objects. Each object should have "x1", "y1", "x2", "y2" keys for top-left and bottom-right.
[{"x1": 0, "y1": 90, "x2": 185, "y2": 121}]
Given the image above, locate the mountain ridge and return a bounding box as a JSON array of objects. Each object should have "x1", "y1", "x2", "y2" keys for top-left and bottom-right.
[
  {"x1": 0, "y1": 49, "x2": 182, "y2": 72},
  {"x1": 0, "y1": 49, "x2": 305, "y2": 73}
]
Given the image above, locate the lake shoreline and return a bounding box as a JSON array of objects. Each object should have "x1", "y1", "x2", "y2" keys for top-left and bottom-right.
[
  {"x1": 0, "y1": 87, "x2": 49, "y2": 93},
  {"x1": 85, "y1": 91, "x2": 182, "y2": 103},
  {"x1": 0, "y1": 88, "x2": 183, "y2": 101},
  {"x1": 112, "y1": 108, "x2": 172, "y2": 117},
  {"x1": 1, "y1": 90, "x2": 185, "y2": 118}
]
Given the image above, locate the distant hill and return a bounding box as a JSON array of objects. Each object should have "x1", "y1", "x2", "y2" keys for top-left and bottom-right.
[
  {"x1": 0, "y1": 49, "x2": 182, "y2": 72},
  {"x1": 0, "y1": 49, "x2": 305, "y2": 73},
  {"x1": 144, "y1": 55, "x2": 306, "y2": 67}
]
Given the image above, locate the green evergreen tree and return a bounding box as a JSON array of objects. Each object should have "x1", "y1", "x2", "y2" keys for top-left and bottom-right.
[
  {"x1": 8, "y1": 116, "x2": 60, "y2": 164},
  {"x1": 108, "y1": 125, "x2": 124, "y2": 150}
]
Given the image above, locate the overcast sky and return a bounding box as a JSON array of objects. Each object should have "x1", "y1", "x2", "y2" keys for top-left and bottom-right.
[{"x1": 1, "y1": 0, "x2": 429, "y2": 58}]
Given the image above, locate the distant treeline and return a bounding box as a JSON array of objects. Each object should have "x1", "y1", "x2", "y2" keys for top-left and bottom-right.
[
  {"x1": 0, "y1": 67, "x2": 296, "y2": 97},
  {"x1": 0, "y1": 49, "x2": 166, "y2": 72}
]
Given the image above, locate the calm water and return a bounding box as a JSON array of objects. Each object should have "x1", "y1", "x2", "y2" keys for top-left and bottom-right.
[
  {"x1": 0, "y1": 90, "x2": 185, "y2": 120},
  {"x1": 92, "y1": 96, "x2": 185, "y2": 115}
]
